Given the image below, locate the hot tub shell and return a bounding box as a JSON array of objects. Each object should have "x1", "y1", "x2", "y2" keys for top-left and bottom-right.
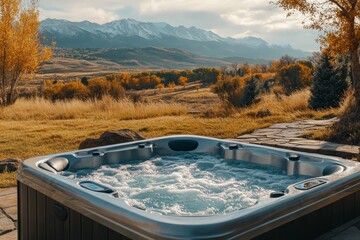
[{"x1": 17, "y1": 135, "x2": 360, "y2": 240}]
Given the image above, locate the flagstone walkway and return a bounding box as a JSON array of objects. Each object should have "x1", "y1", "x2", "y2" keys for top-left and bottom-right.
[{"x1": 234, "y1": 117, "x2": 359, "y2": 159}]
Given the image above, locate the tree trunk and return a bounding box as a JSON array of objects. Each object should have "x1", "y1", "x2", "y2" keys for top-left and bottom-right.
[
  {"x1": 1, "y1": 47, "x2": 7, "y2": 105},
  {"x1": 7, "y1": 72, "x2": 21, "y2": 105},
  {"x1": 349, "y1": 49, "x2": 360, "y2": 116},
  {"x1": 348, "y1": 12, "x2": 360, "y2": 117}
]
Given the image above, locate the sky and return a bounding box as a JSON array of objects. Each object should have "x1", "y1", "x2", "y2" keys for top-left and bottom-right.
[{"x1": 38, "y1": 0, "x2": 320, "y2": 51}]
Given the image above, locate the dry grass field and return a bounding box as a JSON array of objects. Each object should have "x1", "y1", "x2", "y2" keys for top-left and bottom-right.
[
  {"x1": 0, "y1": 87, "x2": 339, "y2": 187},
  {"x1": 139, "y1": 82, "x2": 220, "y2": 111}
]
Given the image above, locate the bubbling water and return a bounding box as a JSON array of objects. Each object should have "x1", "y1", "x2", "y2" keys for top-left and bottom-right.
[{"x1": 61, "y1": 153, "x2": 309, "y2": 216}]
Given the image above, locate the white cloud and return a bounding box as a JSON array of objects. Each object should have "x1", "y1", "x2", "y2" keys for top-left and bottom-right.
[
  {"x1": 40, "y1": 7, "x2": 119, "y2": 24},
  {"x1": 232, "y1": 31, "x2": 255, "y2": 38},
  {"x1": 138, "y1": 0, "x2": 234, "y2": 13}
]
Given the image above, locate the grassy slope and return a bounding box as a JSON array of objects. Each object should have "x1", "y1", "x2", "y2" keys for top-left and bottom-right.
[{"x1": 0, "y1": 87, "x2": 338, "y2": 187}]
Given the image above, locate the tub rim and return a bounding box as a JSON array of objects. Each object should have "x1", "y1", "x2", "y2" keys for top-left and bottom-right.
[{"x1": 17, "y1": 135, "x2": 360, "y2": 239}]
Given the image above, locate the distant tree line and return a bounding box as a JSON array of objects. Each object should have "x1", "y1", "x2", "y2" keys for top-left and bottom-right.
[{"x1": 38, "y1": 54, "x2": 350, "y2": 109}]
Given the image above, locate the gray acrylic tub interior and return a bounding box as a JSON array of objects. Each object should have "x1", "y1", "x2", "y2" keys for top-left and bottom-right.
[{"x1": 17, "y1": 135, "x2": 360, "y2": 239}]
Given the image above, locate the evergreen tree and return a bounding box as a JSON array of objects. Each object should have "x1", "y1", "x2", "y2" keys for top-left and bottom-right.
[
  {"x1": 309, "y1": 54, "x2": 348, "y2": 110},
  {"x1": 242, "y1": 75, "x2": 259, "y2": 106},
  {"x1": 81, "y1": 77, "x2": 89, "y2": 86}
]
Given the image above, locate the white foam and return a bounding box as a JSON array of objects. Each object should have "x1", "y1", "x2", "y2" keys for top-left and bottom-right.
[{"x1": 61, "y1": 153, "x2": 309, "y2": 216}]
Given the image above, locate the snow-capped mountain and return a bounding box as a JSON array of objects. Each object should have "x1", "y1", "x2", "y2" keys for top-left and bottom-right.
[
  {"x1": 40, "y1": 18, "x2": 309, "y2": 59},
  {"x1": 40, "y1": 18, "x2": 223, "y2": 42}
]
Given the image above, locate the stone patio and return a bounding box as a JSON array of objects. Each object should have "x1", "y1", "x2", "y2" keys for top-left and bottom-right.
[{"x1": 0, "y1": 187, "x2": 17, "y2": 240}]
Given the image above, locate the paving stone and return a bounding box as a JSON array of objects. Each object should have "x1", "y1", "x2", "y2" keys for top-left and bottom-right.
[
  {"x1": 268, "y1": 124, "x2": 289, "y2": 129},
  {"x1": 0, "y1": 230, "x2": 17, "y2": 240},
  {"x1": 274, "y1": 139, "x2": 291, "y2": 143},
  {"x1": 3, "y1": 206, "x2": 17, "y2": 221},
  {"x1": 257, "y1": 137, "x2": 273, "y2": 141},
  {"x1": 259, "y1": 140, "x2": 279, "y2": 147},
  {"x1": 0, "y1": 194, "x2": 17, "y2": 209},
  {"x1": 276, "y1": 143, "x2": 298, "y2": 150},
  {"x1": 0, "y1": 213, "x2": 15, "y2": 235},
  {"x1": 334, "y1": 145, "x2": 359, "y2": 154},
  {"x1": 291, "y1": 145, "x2": 322, "y2": 154},
  {"x1": 237, "y1": 134, "x2": 257, "y2": 139},
  {"x1": 318, "y1": 148, "x2": 338, "y2": 156},
  {"x1": 278, "y1": 132, "x2": 304, "y2": 138},
  {"x1": 237, "y1": 138, "x2": 258, "y2": 143},
  {"x1": 265, "y1": 135, "x2": 287, "y2": 139},
  {"x1": 0, "y1": 188, "x2": 16, "y2": 197},
  {"x1": 291, "y1": 139, "x2": 328, "y2": 145},
  {"x1": 251, "y1": 132, "x2": 278, "y2": 137},
  {"x1": 253, "y1": 128, "x2": 282, "y2": 133},
  {"x1": 284, "y1": 123, "x2": 303, "y2": 129}
]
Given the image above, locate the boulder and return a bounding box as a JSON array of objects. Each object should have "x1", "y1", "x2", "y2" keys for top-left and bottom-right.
[
  {"x1": 0, "y1": 158, "x2": 22, "y2": 173},
  {"x1": 79, "y1": 129, "x2": 145, "y2": 149}
]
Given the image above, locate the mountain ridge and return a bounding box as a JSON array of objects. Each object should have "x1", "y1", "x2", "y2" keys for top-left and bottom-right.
[{"x1": 40, "y1": 18, "x2": 310, "y2": 60}]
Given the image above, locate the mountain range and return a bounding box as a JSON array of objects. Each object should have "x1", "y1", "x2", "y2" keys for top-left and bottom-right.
[{"x1": 40, "y1": 18, "x2": 310, "y2": 60}]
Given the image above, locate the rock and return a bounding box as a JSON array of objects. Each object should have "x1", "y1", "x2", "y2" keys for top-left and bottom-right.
[
  {"x1": 0, "y1": 212, "x2": 15, "y2": 235},
  {"x1": 0, "y1": 158, "x2": 21, "y2": 173},
  {"x1": 79, "y1": 129, "x2": 145, "y2": 149},
  {"x1": 0, "y1": 230, "x2": 17, "y2": 240}
]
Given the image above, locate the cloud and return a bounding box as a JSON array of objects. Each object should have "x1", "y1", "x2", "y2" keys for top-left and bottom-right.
[
  {"x1": 38, "y1": 0, "x2": 320, "y2": 51},
  {"x1": 40, "y1": 7, "x2": 119, "y2": 24}
]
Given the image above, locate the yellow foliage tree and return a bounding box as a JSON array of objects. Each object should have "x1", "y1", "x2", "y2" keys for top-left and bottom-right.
[
  {"x1": 276, "y1": 62, "x2": 312, "y2": 95},
  {"x1": 273, "y1": 0, "x2": 360, "y2": 114},
  {"x1": 0, "y1": 0, "x2": 52, "y2": 105},
  {"x1": 178, "y1": 76, "x2": 188, "y2": 88},
  {"x1": 156, "y1": 83, "x2": 165, "y2": 89},
  {"x1": 168, "y1": 82, "x2": 176, "y2": 88}
]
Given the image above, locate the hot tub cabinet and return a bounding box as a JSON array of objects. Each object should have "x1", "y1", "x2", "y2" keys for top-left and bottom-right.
[{"x1": 17, "y1": 135, "x2": 360, "y2": 240}]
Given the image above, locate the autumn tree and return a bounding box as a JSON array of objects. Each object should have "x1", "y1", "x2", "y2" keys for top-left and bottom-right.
[
  {"x1": 0, "y1": 0, "x2": 51, "y2": 105},
  {"x1": 273, "y1": 0, "x2": 360, "y2": 115},
  {"x1": 276, "y1": 62, "x2": 312, "y2": 95},
  {"x1": 168, "y1": 82, "x2": 176, "y2": 88},
  {"x1": 156, "y1": 83, "x2": 165, "y2": 90},
  {"x1": 178, "y1": 76, "x2": 188, "y2": 88}
]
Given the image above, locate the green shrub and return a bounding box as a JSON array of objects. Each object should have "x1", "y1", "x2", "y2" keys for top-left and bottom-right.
[
  {"x1": 54, "y1": 82, "x2": 89, "y2": 100},
  {"x1": 43, "y1": 78, "x2": 125, "y2": 101},
  {"x1": 212, "y1": 75, "x2": 259, "y2": 108},
  {"x1": 109, "y1": 81, "x2": 125, "y2": 101},
  {"x1": 88, "y1": 78, "x2": 111, "y2": 100}
]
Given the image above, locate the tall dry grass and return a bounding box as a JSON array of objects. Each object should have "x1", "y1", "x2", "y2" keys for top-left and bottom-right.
[
  {"x1": 243, "y1": 89, "x2": 338, "y2": 119},
  {"x1": 252, "y1": 90, "x2": 310, "y2": 114},
  {"x1": 0, "y1": 96, "x2": 188, "y2": 121}
]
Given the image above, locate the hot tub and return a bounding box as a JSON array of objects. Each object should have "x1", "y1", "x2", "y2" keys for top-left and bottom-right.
[{"x1": 17, "y1": 135, "x2": 360, "y2": 240}]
